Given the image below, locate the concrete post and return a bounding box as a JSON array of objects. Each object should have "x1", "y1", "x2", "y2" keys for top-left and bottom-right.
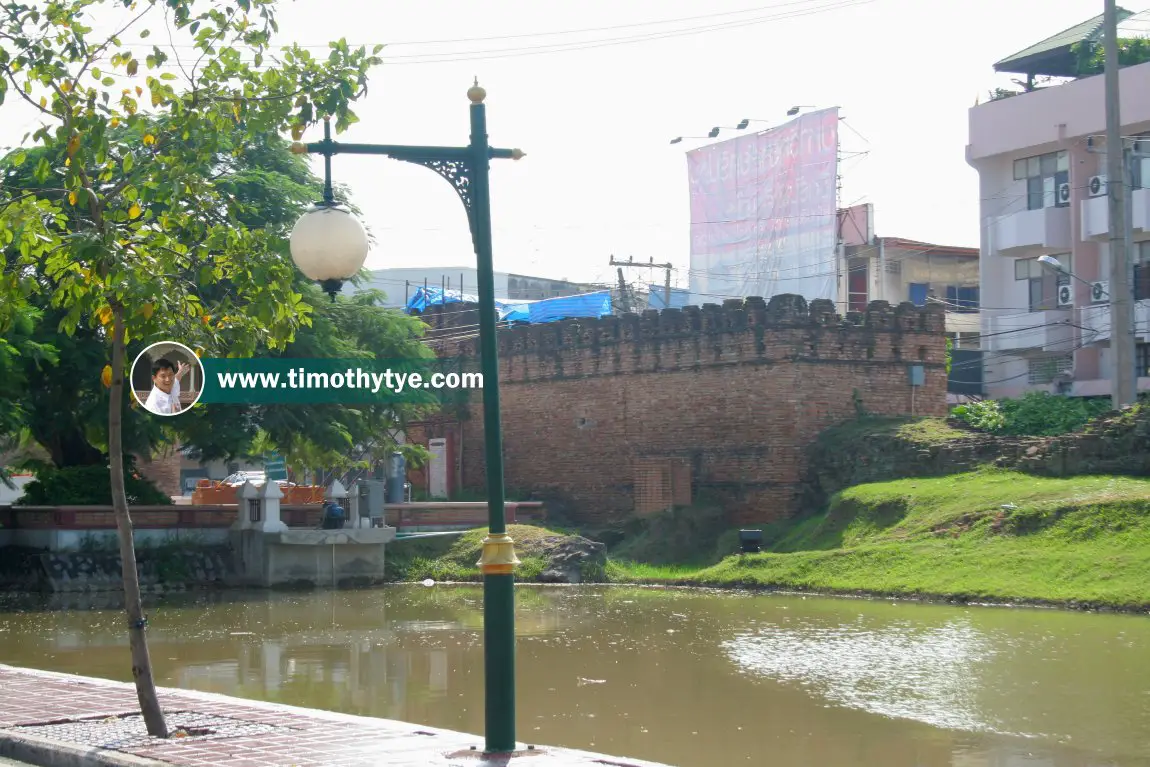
[
  {"x1": 325, "y1": 479, "x2": 349, "y2": 502},
  {"x1": 255, "y1": 479, "x2": 287, "y2": 534},
  {"x1": 349, "y1": 482, "x2": 362, "y2": 529},
  {"x1": 234, "y1": 481, "x2": 259, "y2": 530}
]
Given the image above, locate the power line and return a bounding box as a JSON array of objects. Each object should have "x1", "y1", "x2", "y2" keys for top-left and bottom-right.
[
  {"x1": 146, "y1": 0, "x2": 860, "y2": 50},
  {"x1": 92, "y1": 0, "x2": 872, "y2": 68}
]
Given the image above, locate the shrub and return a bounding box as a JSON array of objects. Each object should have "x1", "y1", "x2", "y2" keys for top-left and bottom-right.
[
  {"x1": 952, "y1": 392, "x2": 1113, "y2": 437},
  {"x1": 17, "y1": 458, "x2": 172, "y2": 506},
  {"x1": 951, "y1": 399, "x2": 1006, "y2": 433}
]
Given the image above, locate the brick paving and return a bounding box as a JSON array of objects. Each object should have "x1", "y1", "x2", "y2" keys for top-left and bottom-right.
[{"x1": 0, "y1": 665, "x2": 671, "y2": 767}]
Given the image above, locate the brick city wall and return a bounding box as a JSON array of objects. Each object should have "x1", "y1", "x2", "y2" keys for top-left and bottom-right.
[
  {"x1": 433, "y1": 294, "x2": 948, "y2": 526},
  {"x1": 134, "y1": 442, "x2": 182, "y2": 498}
]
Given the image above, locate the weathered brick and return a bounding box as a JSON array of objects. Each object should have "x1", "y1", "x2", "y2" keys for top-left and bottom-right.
[{"x1": 417, "y1": 296, "x2": 947, "y2": 526}]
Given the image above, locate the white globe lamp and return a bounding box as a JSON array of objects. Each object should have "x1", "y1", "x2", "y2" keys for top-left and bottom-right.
[{"x1": 289, "y1": 202, "x2": 370, "y2": 300}]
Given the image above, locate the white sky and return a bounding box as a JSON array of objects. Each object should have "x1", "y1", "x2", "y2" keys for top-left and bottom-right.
[{"x1": 2, "y1": 0, "x2": 1142, "y2": 292}]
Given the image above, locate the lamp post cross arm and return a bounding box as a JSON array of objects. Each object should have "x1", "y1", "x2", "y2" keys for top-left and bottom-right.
[
  {"x1": 291, "y1": 129, "x2": 523, "y2": 245},
  {"x1": 295, "y1": 140, "x2": 522, "y2": 162}
]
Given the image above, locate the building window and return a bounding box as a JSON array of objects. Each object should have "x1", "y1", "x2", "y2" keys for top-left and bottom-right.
[
  {"x1": 1133, "y1": 134, "x2": 1150, "y2": 190},
  {"x1": 908, "y1": 283, "x2": 929, "y2": 306},
  {"x1": 1028, "y1": 355, "x2": 1073, "y2": 385},
  {"x1": 848, "y1": 261, "x2": 868, "y2": 313},
  {"x1": 958, "y1": 331, "x2": 981, "y2": 349},
  {"x1": 1015, "y1": 254, "x2": 1070, "y2": 311},
  {"x1": 945, "y1": 285, "x2": 980, "y2": 312},
  {"x1": 1138, "y1": 344, "x2": 1150, "y2": 379},
  {"x1": 1136, "y1": 241, "x2": 1150, "y2": 301},
  {"x1": 1014, "y1": 150, "x2": 1069, "y2": 210}
]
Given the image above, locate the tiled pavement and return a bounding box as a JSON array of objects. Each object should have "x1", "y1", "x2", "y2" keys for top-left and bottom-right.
[{"x1": 0, "y1": 665, "x2": 672, "y2": 767}]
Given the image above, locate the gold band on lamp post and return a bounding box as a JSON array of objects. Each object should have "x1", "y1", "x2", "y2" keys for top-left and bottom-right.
[{"x1": 477, "y1": 532, "x2": 520, "y2": 575}]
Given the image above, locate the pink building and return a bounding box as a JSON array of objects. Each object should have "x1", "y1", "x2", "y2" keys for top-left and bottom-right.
[{"x1": 967, "y1": 9, "x2": 1150, "y2": 399}]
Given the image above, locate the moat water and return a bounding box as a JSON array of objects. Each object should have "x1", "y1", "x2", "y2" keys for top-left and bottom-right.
[{"x1": 0, "y1": 585, "x2": 1147, "y2": 766}]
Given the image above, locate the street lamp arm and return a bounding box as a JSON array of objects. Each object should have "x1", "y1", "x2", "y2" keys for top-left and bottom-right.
[
  {"x1": 294, "y1": 140, "x2": 470, "y2": 160},
  {"x1": 1067, "y1": 271, "x2": 1106, "y2": 296},
  {"x1": 290, "y1": 140, "x2": 523, "y2": 243},
  {"x1": 292, "y1": 141, "x2": 523, "y2": 162}
]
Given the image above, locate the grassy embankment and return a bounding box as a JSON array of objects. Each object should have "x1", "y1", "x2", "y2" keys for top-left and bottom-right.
[
  {"x1": 612, "y1": 469, "x2": 1150, "y2": 610},
  {"x1": 393, "y1": 413, "x2": 1150, "y2": 610},
  {"x1": 392, "y1": 469, "x2": 1150, "y2": 609}
]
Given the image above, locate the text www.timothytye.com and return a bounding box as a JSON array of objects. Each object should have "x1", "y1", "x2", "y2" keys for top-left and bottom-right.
[{"x1": 215, "y1": 368, "x2": 482, "y2": 394}]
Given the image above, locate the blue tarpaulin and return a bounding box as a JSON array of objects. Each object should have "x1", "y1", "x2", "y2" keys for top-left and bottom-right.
[
  {"x1": 524, "y1": 291, "x2": 612, "y2": 323},
  {"x1": 647, "y1": 285, "x2": 689, "y2": 310},
  {"x1": 404, "y1": 286, "x2": 612, "y2": 325},
  {"x1": 404, "y1": 287, "x2": 481, "y2": 313}
]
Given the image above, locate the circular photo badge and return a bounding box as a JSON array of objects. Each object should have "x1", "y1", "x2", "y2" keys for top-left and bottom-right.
[{"x1": 130, "y1": 341, "x2": 204, "y2": 417}]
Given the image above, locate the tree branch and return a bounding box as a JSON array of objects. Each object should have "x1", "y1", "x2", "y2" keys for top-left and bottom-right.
[
  {"x1": 1, "y1": 63, "x2": 54, "y2": 117},
  {"x1": 163, "y1": 9, "x2": 194, "y2": 91},
  {"x1": 75, "y1": 3, "x2": 154, "y2": 86}
]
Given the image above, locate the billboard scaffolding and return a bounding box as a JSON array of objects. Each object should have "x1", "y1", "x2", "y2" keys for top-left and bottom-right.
[{"x1": 686, "y1": 108, "x2": 840, "y2": 305}]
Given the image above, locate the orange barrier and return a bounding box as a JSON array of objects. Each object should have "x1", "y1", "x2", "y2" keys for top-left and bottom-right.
[{"x1": 190, "y1": 483, "x2": 325, "y2": 506}]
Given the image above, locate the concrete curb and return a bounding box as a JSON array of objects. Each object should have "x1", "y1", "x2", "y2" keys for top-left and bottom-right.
[{"x1": 0, "y1": 729, "x2": 165, "y2": 767}]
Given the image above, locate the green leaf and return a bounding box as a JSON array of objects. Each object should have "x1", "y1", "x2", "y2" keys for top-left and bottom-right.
[
  {"x1": 122, "y1": 153, "x2": 134, "y2": 173},
  {"x1": 33, "y1": 157, "x2": 50, "y2": 184},
  {"x1": 11, "y1": 150, "x2": 26, "y2": 167}
]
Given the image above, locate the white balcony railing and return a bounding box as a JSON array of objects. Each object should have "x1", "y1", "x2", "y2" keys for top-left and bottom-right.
[
  {"x1": 1134, "y1": 187, "x2": 1150, "y2": 233},
  {"x1": 1083, "y1": 187, "x2": 1150, "y2": 237},
  {"x1": 989, "y1": 310, "x2": 1074, "y2": 352},
  {"x1": 991, "y1": 207, "x2": 1072, "y2": 254},
  {"x1": 1077, "y1": 300, "x2": 1150, "y2": 343},
  {"x1": 1081, "y1": 195, "x2": 1109, "y2": 239}
]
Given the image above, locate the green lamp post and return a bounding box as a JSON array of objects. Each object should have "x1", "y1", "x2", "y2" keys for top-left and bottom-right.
[{"x1": 287, "y1": 80, "x2": 525, "y2": 754}]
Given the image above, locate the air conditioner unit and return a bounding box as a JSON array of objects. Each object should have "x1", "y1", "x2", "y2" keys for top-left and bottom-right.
[
  {"x1": 1090, "y1": 280, "x2": 1109, "y2": 303},
  {"x1": 1057, "y1": 283, "x2": 1074, "y2": 306},
  {"x1": 1056, "y1": 182, "x2": 1071, "y2": 207},
  {"x1": 1088, "y1": 175, "x2": 1108, "y2": 198}
]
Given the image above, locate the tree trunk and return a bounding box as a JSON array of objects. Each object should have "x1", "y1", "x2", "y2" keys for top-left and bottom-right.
[{"x1": 109, "y1": 306, "x2": 169, "y2": 738}]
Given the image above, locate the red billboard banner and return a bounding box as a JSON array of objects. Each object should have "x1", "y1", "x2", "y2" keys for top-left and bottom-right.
[{"x1": 686, "y1": 108, "x2": 839, "y2": 304}]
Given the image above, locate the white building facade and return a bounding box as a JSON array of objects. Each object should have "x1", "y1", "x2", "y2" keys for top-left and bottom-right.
[{"x1": 968, "y1": 30, "x2": 1150, "y2": 399}]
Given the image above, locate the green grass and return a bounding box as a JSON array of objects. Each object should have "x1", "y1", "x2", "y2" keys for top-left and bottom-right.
[
  {"x1": 613, "y1": 470, "x2": 1150, "y2": 610},
  {"x1": 387, "y1": 472, "x2": 1150, "y2": 609},
  {"x1": 818, "y1": 415, "x2": 970, "y2": 446},
  {"x1": 605, "y1": 560, "x2": 703, "y2": 581},
  {"x1": 390, "y1": 524, "x2": 572, "y2": 582}
]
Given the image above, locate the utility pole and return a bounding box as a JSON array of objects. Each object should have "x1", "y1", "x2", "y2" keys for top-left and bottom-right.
[
  {"x1": 1104, "y1": 0, "x2": 1137, "y2": 409},
  {"x1": 610, "y1": 255, "x2": 675, "y2": 309},
  {"x1": 616, "y1": 267, "x2": 630, "y2": 313}
]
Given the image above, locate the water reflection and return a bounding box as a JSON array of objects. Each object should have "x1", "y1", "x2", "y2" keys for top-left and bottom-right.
[
  {"x1": 724, "y1": 618, "x2": 1001, "y2": 734},
  {"x1": 0, "y1": 587, "x2": 1147, "y2": 767}
]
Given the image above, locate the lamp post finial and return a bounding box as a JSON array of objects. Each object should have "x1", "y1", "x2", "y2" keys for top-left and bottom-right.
[{"x1": 468, "y1": 78, "x2": 487, "y2": 104}]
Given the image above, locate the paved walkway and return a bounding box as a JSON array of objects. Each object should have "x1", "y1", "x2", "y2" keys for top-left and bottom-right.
[{"x1": 0, "y1": 665, "x2": 672, "y2": 767}]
